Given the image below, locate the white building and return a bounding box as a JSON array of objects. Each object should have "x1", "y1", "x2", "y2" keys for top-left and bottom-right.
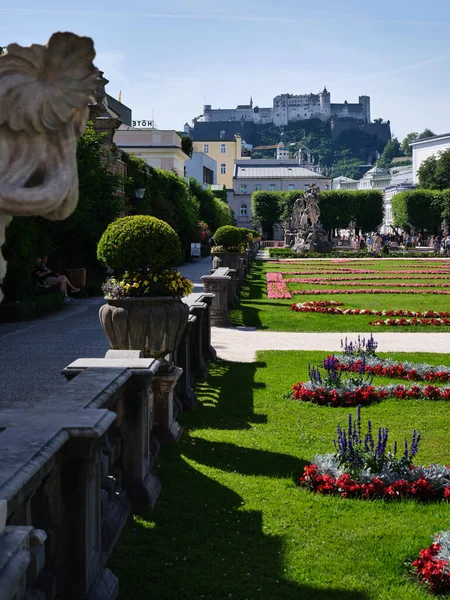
[
  {"x1": 382, "y1": 170, "x2": 415, "y2": 234},
  {"x1": 411, "y1": 132, "x2": 450, "y2": 184},
  {"x1": 332, "y1": 165, "x2": 391, "y2": 192},
  {"x1": 114, "y1": 125, "x2": 189, "y2": 176},
  {"x1": 231, "y1": 159, "x2": 332, "y2": 236}
]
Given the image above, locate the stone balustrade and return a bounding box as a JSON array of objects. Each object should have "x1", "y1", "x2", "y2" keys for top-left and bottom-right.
[{"x1": 0, "y1": 293, "x2": 216, "y2": 600}]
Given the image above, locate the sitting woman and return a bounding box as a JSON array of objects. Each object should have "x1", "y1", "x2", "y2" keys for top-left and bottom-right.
[{"x1": 34, "y1": 257, "x2": 80, "y2": 300}]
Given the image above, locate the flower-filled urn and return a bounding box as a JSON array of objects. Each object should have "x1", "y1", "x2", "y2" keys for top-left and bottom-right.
[{"x1": 97, "y1": 215, "x2": 192, "y2": 359}]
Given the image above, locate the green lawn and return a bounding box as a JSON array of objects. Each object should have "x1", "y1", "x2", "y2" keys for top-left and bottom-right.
[
  {"x1": 110, "y1": 350, "x2": 450, "y2": 599},
  {"x1": 231, "y1": 260, "x2": 450, "y2": 332}
]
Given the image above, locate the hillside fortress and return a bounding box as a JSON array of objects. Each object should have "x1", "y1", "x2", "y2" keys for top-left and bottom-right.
[{"x1": 200, "y1": 88, "x2": 370, "y2": 126}]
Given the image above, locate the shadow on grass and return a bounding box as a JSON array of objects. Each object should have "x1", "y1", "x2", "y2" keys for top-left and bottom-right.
[
  {"x1": 111, "y1": 359, "x2": 369, "y2": 600},
  {"x1": 189, "y1": 361, "x2": 268, "y2": 430},
  {"x1": 231, "y1": 263, "x2": 267, "y2": 329},
  {"x1": 182, "y1": 436, "x2": 306, "y2": 479},
  {"x1": 112, "y1": 456, "x2": 369, "y2": 600}
]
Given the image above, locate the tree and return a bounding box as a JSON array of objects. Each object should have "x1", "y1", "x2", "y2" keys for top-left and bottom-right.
[
  {"x1": 418, "y1": 128, "x2": 435, "y2": 140},
  {"x1": 401, "y1": 132, "x2": 418, "y2": 156},
  {"x1": 251, "y1": 191, "x2": 281, "y2": 239},
  {"x1": 189, "y1": 178, "x2": 233, "y2": 232},
  {"x1": 392, "y1": 190, "x2": 442, "y2": 232},
  {"x1": 378, "y1": 137, "x2": 402, "y2": 167},
  {"x1": 418, "y1": 148, "x2": 450, "y2": 190},
  {"x1": 351, "y1": 190, "x2": 384, "y2": 233},
  {"x1": 329, "y1": 157, "x2": 365, "y2": 180},
  {"x1": 181, "y1": 136, "x2": 193, "y2": 158}
]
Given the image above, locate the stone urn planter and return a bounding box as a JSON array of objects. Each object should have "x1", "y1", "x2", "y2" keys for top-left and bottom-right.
[
  {"x1": 99, "y1": 296, "x2": 189, "y2": 359},
  {"x1": 211, "y1": 251, "x2": 243, "y2": 271}
]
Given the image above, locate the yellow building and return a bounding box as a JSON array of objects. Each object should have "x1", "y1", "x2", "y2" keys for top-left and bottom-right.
[{"x1": 190, "y1": 122, "x2": 251, "y2": 188}]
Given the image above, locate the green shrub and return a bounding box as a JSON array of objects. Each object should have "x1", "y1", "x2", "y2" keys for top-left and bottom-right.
[
  {"x1": 380, "y1": 244, "x2": 390, "y2": 256},
  {"x1": 97, "y1": 215, "x2": 181, "y2": 272},
  {"x1": 214, "y1": 226, "x2": 243, "y2": 250}
]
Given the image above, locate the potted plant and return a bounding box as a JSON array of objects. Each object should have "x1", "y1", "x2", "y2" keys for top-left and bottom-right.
[
  {"x1": 211, "y1": 225, "x2": 247, "y2": 273},
  {"x1": 97, "y1": 215, "x2": 193, "y2": 359}
]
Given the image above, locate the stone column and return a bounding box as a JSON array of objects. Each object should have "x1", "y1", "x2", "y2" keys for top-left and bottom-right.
[
  {"x1": 151, "y1": 367, "x2": 183, "y2": 443},
  {"x1": 201, "y1": 274, "x2": 231, "y2": 327},
  {"x1": 197, "y1": 293, "x2": 217, "y2": 362},
  {"x1": 175, "y1": 315, "x2": 197, "y2": 410}
]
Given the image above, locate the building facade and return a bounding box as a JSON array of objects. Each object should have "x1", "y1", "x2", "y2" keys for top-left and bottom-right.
[
  {"x1": 184, "y1": 152, "x2": 217, "y2": 187},
  {"x1": 200, "y1": 88, "x2": 370, "y2": 127},
  {"x1": 231, "y1": 159, "x2": 332, "y2": 233},
  {"x1": 411, "y1": 132, "x2": 450, "y2": 184},
  {"x1": 113, "y1": 126, "x2": 189, "y2": 176},
  {"x1": 382, "y1": 170, "x2": 415, "y2": 234},
  {"x1": 190, "y1": 122, "x2": 252, "y2": 188}
]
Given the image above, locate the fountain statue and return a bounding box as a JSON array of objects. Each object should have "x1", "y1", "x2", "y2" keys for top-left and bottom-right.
[{"x1": 286, "y1": 184, "x2": 332, "y2": 254}]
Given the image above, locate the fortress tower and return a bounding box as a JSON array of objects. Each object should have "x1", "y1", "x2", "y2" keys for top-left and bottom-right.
[
  {"x1": 319, "y1": 86, "x2": 331, "y2": 117},
  {"x1": 358, "y1": 95, "x2": 370, "y2": 123}
]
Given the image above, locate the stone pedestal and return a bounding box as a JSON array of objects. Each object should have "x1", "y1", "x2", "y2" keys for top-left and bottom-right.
[
  {"x1": 175, "y1": 315, "x2": 197, "y2": 410},
  {"x1": 201, "y1": 272, "x2": 231, "y2": 327},
  {"x1": 151, "y1": 367, "x2": 183, "y2": 443},
  {"x1": 227, "y1": 269, "x2": 238, "y2": 308}
]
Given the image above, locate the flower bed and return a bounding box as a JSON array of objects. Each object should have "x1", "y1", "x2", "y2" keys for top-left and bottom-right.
[
  {"x1": 371, "y1": 317, "x2": 450, "y2": 327},
  {"x1": 291, "y1": 288, "x2": 450, "y2": 295},
  {"x1": 266, "y1": 273, "x2": 291, "y2": 299},
  {"x1": 290, "y1": 300, "x2": 450, "y2": 319},
  {"x1": 329, "y1": 345, "x2": 450, "y2": 382},
  {"x1": 299, "y1": 407, "x2": 450, "y2": 502},
  {"x1": 413, "y1": 533, "x2": 450, "y2": 594},
  {"x1": 285, "y1": 279, "x2": 450, "y2": 287},
  {"x1": 292, "y1": 381, "x2": 450, "y2": 406}
]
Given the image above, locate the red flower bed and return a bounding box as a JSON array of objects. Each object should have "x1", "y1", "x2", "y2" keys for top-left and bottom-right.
[
  {"x1": 413, "y1": 543, "x2": 450, "y2": 594},
  {"x1": 329, "y1": 356, "x2": 450, "y2": 383},
  {"x1": 291, "y1": 382, "x2": 450, "y2": 406},
  {"x1": 290, "y1": 301, "x2": 450, "y2": 319},
  {"x1": 291, "y1": 288, "x2": 450, "y2": 295},
  {"x1": 299, "y1": 464, "x2": 450, "y2": 502},
  {"x1": 291, "y1": 383, "x2": 388, "y2": 406},
  {"x1": 370, "y1": 317, "x2": 450, "y2": 327}
]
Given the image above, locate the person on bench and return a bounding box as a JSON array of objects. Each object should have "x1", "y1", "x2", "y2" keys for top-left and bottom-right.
[{"x1": 34, "y1": 258, "x2": 80, "y2": 301}]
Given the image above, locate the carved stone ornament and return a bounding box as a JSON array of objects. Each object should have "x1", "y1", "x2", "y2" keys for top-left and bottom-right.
[{"x1": 0, "y1": 32, "x2": 98, "y2": 300}]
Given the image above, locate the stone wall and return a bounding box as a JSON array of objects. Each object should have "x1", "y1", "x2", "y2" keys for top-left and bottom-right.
[{"x1": 0, "y1": 293, "x2": 216, "y2": 600}]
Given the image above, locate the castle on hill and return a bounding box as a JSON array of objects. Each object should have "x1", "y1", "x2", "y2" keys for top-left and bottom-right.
[{"x1": 199, "y1": 88, "x2": 370, "y2": 126}]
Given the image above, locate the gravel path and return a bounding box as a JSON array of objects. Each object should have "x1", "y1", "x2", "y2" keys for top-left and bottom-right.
[{"x1": 212, "y1": 328, "x2": 450, "y2": 362}]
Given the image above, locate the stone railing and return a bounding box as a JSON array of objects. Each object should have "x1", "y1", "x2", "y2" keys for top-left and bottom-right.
[
  {"x1": 0, "y1": 294, "x2": 215, "y2": 600},
  {"x1": 260, "y1": 240, "x2": 285, "y2": 247}
]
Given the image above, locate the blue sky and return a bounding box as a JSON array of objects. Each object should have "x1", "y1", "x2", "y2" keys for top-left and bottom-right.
[{"x1": 1, "y1": 0, "x2": 449, "y2": 140}]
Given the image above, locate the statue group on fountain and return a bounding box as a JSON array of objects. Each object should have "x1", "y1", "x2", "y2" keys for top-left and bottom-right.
[{"x1": 285, "y1": 184, "x2": 332, "y2": 254}]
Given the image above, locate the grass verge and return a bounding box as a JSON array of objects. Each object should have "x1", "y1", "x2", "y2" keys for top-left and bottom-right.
[{"x1": 110, "y1": 350, "x2": 450, "y2": 599}]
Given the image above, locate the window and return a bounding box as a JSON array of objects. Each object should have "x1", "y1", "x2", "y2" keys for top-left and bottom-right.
[
  {"x1": 203, "y1": 144, "x2": 209, "y2": 153},
  {"x1": 220, "y1": 143, "x2": 226, "y2": 154},
  {"x1": 220, "y1": 163, "x2": 227, "y2": 174},
  {"x1": 288, "y1": 184, "x2": 295, "y2": 191},
  {"x1": 240, "y1": 184, "x2": 247, "y2": 194},
  {"x1": 269, "y1": 184, "x2": 276, "y2": 191},
  {"x1": 255, "y1": 184, "x2": 262, "y2": 191},
  {"x1": 240, "y1": 203, "x2": 248, "y2": 216}
]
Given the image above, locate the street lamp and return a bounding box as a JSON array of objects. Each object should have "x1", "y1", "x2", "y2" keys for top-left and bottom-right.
[{"x1": 134, "y1": 186, "x2": 145, "y2": 199}]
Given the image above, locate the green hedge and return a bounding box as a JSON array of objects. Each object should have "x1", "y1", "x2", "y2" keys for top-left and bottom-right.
[
  {"x1": 0, "y1": 290, "x2": 65, "y2": 322},
  {"x1": 392, "y1": 189, "x2": 445, "y2": 232}
]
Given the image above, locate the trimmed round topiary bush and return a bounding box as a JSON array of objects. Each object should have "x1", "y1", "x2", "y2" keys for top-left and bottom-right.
[
  {"x1": 214, "y1": 226, "x2": 243, "y2": 250},
  {"x1": 97, "y1": 215, "x2": 181, "y2": 272},
  {"x1": 236, "y1": 227, "x2": 253, "y2": 243}
]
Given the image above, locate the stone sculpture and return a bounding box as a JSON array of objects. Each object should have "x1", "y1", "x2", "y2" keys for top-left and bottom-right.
[
  {"x1": 287, "y1": 184, "x2": 332, "y2": 254},
  {"x1": 0, "y1": 32, "x2": 98, "y2": 301}
]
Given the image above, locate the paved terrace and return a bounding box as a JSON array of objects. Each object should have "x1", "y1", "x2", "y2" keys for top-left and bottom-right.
[{"x1": 1, "y1": 255, "x2": 450, "y2": 407}]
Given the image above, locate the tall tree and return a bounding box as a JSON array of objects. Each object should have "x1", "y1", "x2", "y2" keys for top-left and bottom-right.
[
  {"x1": 418, "y1": 148, "x2": 450, "y2": 190},
  {"x1": 401, "y1": 132, "x2": 418, "y2": 156},
  {"x1": 251, "y1": 191, "x2": 281, "y2": 239},
  {"x1": 418, "y1": 128, "x2": 435, "y2": 140},
  {"x1": 378, "y1": 138, "x2": 402, "y2": 167}
]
